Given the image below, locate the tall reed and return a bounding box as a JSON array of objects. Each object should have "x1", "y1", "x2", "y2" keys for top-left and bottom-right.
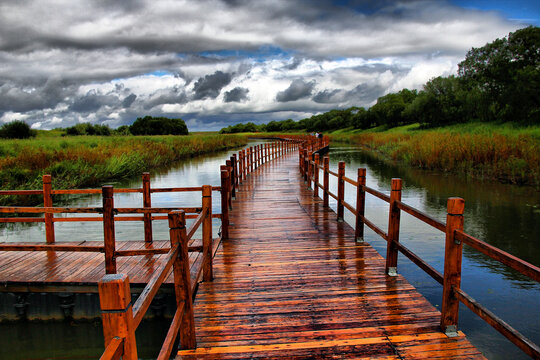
[
  {"x1": 331, "y1": 130, "x2": 539, "y2": 187},
  {"x1": 0, "y1": 134, "x2": 247, "y2": 205}
]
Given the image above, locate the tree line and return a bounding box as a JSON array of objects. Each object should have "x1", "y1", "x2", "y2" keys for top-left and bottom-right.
[
  {"x1": 0, "y1": 116, "x2": 189, "y2": 139},
  {"x1": 220, "y1": 26, "x2": 539, "y2": 134}
]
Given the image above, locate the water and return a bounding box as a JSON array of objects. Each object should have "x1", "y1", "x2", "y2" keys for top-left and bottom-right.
[
  {"x1": 0, "y1": 141, "x2": 539, "y2": 359},
  {"x1": 326, "y1": 144, "x2": 539, "y2": 360}
]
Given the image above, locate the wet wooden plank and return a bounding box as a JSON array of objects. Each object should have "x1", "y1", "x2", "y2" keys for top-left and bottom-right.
[{"x1": 177, "y1": 152, "x2": 484, "y2": 359}]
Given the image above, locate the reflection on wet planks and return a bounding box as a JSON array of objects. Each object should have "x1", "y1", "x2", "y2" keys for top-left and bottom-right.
[{"x1": 178, "y1": 153, "x2": 485, "y2": 359}]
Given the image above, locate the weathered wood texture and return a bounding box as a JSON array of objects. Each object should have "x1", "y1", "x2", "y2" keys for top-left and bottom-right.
[
  {"x1": 0, "y1": 238, "x2": 212, "y2": 293},
  {"x1": 178, "y1": 152, "x2": 484, "y2": 359}
]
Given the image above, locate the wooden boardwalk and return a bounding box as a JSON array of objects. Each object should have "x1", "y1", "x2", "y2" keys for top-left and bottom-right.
[
  {"x1": 178, "y1": 153, "x2": 485, "y2": 359},
  {"x1": 0, "y1": 238, "x2": 209, "y2": 293}
]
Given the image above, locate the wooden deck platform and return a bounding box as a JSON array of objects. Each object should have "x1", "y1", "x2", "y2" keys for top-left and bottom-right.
[
  {"x1": 0, "y1": 238, "x2": 210, "y2": 293},
  {"x1": 178, "y1": 153, "x2": 485, "y2": 359}
]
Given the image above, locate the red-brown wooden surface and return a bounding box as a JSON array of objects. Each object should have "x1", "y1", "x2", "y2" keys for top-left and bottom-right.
[
  {"x1": 0, "y1": 238, "x2": 210, "y2": 293},
  {"x1": 177, "y1": 152, "x2": 484, "y2": 359}
]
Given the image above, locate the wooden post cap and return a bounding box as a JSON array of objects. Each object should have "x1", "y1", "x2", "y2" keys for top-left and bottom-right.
[
  {"x1": 447, "y1": 198, "x2": 465, "y2": 215},
  {"x1": 358, "y1": 168, "x2": 366, "y2": 177},
  {"x1": 168, "y1": 210, "x2": 186, "y2": 229},
  {"x1": 43, "y1": 174, "x2": 52, "y2": 183},
  {"x1": 391, "y1": 178, "x2": 402, "y2": 191},
  {"x1": 98, "y1": 273, "x2": 131, "y2": 311}
]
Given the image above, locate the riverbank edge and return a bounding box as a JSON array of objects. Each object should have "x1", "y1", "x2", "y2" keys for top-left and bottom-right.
[
  {"x1": 0, "y1": 134, "x2": 248, "y2": 206},
  {"x1": 327, "y1": 127, "x2": 539, "y2": 188}
]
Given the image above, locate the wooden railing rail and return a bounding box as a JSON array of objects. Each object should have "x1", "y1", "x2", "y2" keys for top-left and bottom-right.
[
  {"x1": 1, "y1": 174, "x2": 224, "y2": 246},
  {"x1": 0, "y1": 183, "x2": 215, "y2": 277},
  {"x1": 300, "y1": 148, "x2": 540, "y2": 358}
]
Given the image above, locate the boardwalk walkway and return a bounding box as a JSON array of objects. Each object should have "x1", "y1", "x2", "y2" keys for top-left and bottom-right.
[{"x1": 178, "y1": 152, "x2": 484, "y2": 359}]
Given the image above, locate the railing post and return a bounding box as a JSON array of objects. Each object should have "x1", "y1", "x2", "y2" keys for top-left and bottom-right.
[
  {"x1": 337, "y1": 161, "x2": 345, "y2": 222},
  {"x1": 220, "y1": 167, "x2": 230, "y2": 240},
  {"x1": 42, "y1": 175, "x2": 55, "y2": 244},
  {"x1": 255, "y1": 145, "x2": 259, "y2": 169},
  {"x1": 385, "y1": 179, "x2": 402, "y2": 276},
  {"x1": 313, "y1": 153, "x2": 320, "y2": 198},
  {"x1": 307, "y1": 152, "x2": 313, "y2": 190},
  {"x1": 323, "y1": 156, "x2": 329, "y2": 207},
  {"x1": 242, "y1": 149, "x2": 247, "y2": 179},
  {"x1": 142, "y1": 172, "x2": 152, "y2": 243},
  {"x1": 299, "y1": 145, "x2": 304, "y2": 173},
  {"x1": 168, "y1": 211, "x2": 196, "y2": 349},
  {"x1": 355, "y1": 168, "x2": 366, "y2": 242},
  {"x1": 303, "y1": 149, "x2": 308, "y2": 182},
  {"x1": 259, "y1": 144, "x2": 263, "y2": 166},
  {"x1": 226, "y1": 159, "x2": 234, "y2": 204},
  {"x1": 202, "y1": 186, "x2": 213, "y2": 282},
  {"x1": 238, "y1": 152, "x2": 243, "y2": 183},
  {"x1": 233, "y1": 153, "x2": 239, "y2": 188},
  {"x1": 265, "y1": 143, "x2": 269, "y2": 163},
  {"x1": 102, "y1": 185, "x2": 116, "y2": 274},
  {"x1": 99, "y1": 273, "x2": 137, "y2": 360},
  {"x1": 249, "y1": 146, "x2": 253, "y2": 172},
  {"x1": 441, "y1": 197, "x2": 465, "y2": 337}
]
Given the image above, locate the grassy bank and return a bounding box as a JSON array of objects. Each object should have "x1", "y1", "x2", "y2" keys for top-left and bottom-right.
[
  {"x1": 329, "y1": 123, "x2": 540, "y2": 187},
  {"x1": 0, "y1": 134, "x2": 247, "y2": 205}
]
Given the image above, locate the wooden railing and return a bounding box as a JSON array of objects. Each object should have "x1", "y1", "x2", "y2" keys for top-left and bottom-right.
[
  {"x1": 0, "y1": 183, "x2": 217, "y2": 277},
  {"x1": 99, "y1": 210, "x2": 197, "y2": 360},
  {"x1": 300, "y1": 150, "x2": 540, "y2": 359}
]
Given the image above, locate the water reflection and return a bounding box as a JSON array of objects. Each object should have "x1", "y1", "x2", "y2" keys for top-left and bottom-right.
[{"x1": 328, "y1": 144, "x2": 539, "y2": 360}]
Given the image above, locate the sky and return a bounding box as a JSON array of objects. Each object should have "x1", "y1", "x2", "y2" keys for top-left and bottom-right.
[{"x1": 0, "y1": 0, "x2": 537, "y2": 131}]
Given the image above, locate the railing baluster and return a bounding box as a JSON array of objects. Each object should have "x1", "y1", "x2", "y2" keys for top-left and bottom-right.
[
  {"x1": 323, "y1": 156, "x2": 329, "y2": 207},
  {"x1": 385, "y1": 178, "x2": 402, "y2": 276},
  {"x1": 99, "y1": 274, "x2": 137, "y2": 359},
  {"x1": 42, "y1": 175, "x2": 55, "y2": 244},
  {"x1": 220, "y1": 167, "x2": 230, "y2": 240},
  {"x1": 337, "y1": 161, "x2": 345, "y2": 222},
  {"x1": 102, "y1": 186, "x2": 116, "y2": 274},
  {"x1": 202, "y1": 185, "x2": 213, "y2": 282},
  {"x1": 168, "y1": 211, "x2": 196, "y2": 349},
  {"x1": 142, "y1": 172, "x2": 152, "y2": 243},
  {"x1": 313, "y1": 153, "x2": 320, "y2": 198},
  {"x1": 441, "y1": 197, "x2": 465, "y2": 337},
  {"x1": 355, "y1": 168, "x2": 366, "y2": 242}
]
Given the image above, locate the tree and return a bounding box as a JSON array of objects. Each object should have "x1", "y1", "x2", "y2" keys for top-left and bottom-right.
[
  {"x1": 458, "y1": 26, "x2": 540, "y2": 123},
  {"x1": 130, "y1": 116, "x2": 188, "y2": 135},
  {"x1": 404, "y1": 76, "x2": 466, "y2": 127},
  {"x1": 0, "y1": 121, "x2": 36, "y2": 139}
]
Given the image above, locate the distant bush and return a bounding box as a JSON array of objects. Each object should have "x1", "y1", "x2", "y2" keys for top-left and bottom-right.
[
  {"x1": 0, "y1": 121, "x2": 36, "y2": 139},
  {"x1": 65, "y1": 123, "x2": 112, "y2": 136},
  {"x1": 130, "y1": 116, "x2": 188, "y2": 135}
]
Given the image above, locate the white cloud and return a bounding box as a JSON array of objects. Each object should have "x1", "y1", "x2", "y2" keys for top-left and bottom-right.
[{"x1": 0, "y1": 0, "x2": 526, "y2": 130}]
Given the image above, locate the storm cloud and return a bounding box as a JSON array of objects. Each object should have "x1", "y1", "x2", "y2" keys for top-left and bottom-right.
[
  {"x1": 193, "y1": 71, "x2": 232, "y2": 100},
  {"x1": 276, "y1": 79, "x2": 316, "y2": 102},
  {"x1": 0, "y1": 0, "x2": 529, "y2": 130},
  {"x1": 224, "y1": 87, "x2": 249, "y2": 103}
]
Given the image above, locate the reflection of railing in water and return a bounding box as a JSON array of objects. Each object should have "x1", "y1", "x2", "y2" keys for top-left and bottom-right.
[
  {"x1": 300, "y1": 146, "x2": 540, "y2": 359},
  {"x1": 0, "y1": 138, "x2": 303, "y2": 359}
]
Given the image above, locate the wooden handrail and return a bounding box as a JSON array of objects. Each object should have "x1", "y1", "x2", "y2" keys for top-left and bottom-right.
[
  {"x1": 100, "y1": 337, "x2": 124, "y2": 360},
  {"x1": 455, "y1": 230, "x2": 540, "y2": 282},
  {"x1": 298, "y1": 144, "x2": 539, "y2": 357},
  {"x1": 132, "y1": 242, "x2": 180, "y2": 327}
]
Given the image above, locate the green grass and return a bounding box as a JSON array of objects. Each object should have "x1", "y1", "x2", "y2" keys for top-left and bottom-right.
[
  {"x1": 0, "y1": 134, "x2": 247, "y2": 205},
  {"x1": 329, "y1": 122, "x2": 540, "y2": 187}
]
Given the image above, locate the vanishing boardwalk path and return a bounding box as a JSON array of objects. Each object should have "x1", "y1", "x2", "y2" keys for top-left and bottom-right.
[{"x1": 178, "y1": 152, "x2": 484, "y2": 359}]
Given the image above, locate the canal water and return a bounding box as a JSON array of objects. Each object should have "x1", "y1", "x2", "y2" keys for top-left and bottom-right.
[{"x1": 0, "y1": 141, "x2": 538, "y2": 359}]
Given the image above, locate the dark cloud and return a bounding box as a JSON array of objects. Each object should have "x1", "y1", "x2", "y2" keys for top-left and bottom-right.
[
  {"x1": 143, "y1": 87, "x2": 188, "y2": 110},
  {"x1": 224, "y1": 87, "x2": 249, "y2": 102},
  {"x1": 312, "y1": 89, "x2": 344, "y2": 104},
  {"x1": 276, "y1": 79, "x2": 316, "y2": 102},
  {"x1": 122, "y1": 93, "x2": 137, "y2": 108},
  {"x1": 192, "y1": 71, "x2": 232, "y2": 100},
  {"x1": 69, "y1": 91, "x2": 119, "y2": 112}
]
